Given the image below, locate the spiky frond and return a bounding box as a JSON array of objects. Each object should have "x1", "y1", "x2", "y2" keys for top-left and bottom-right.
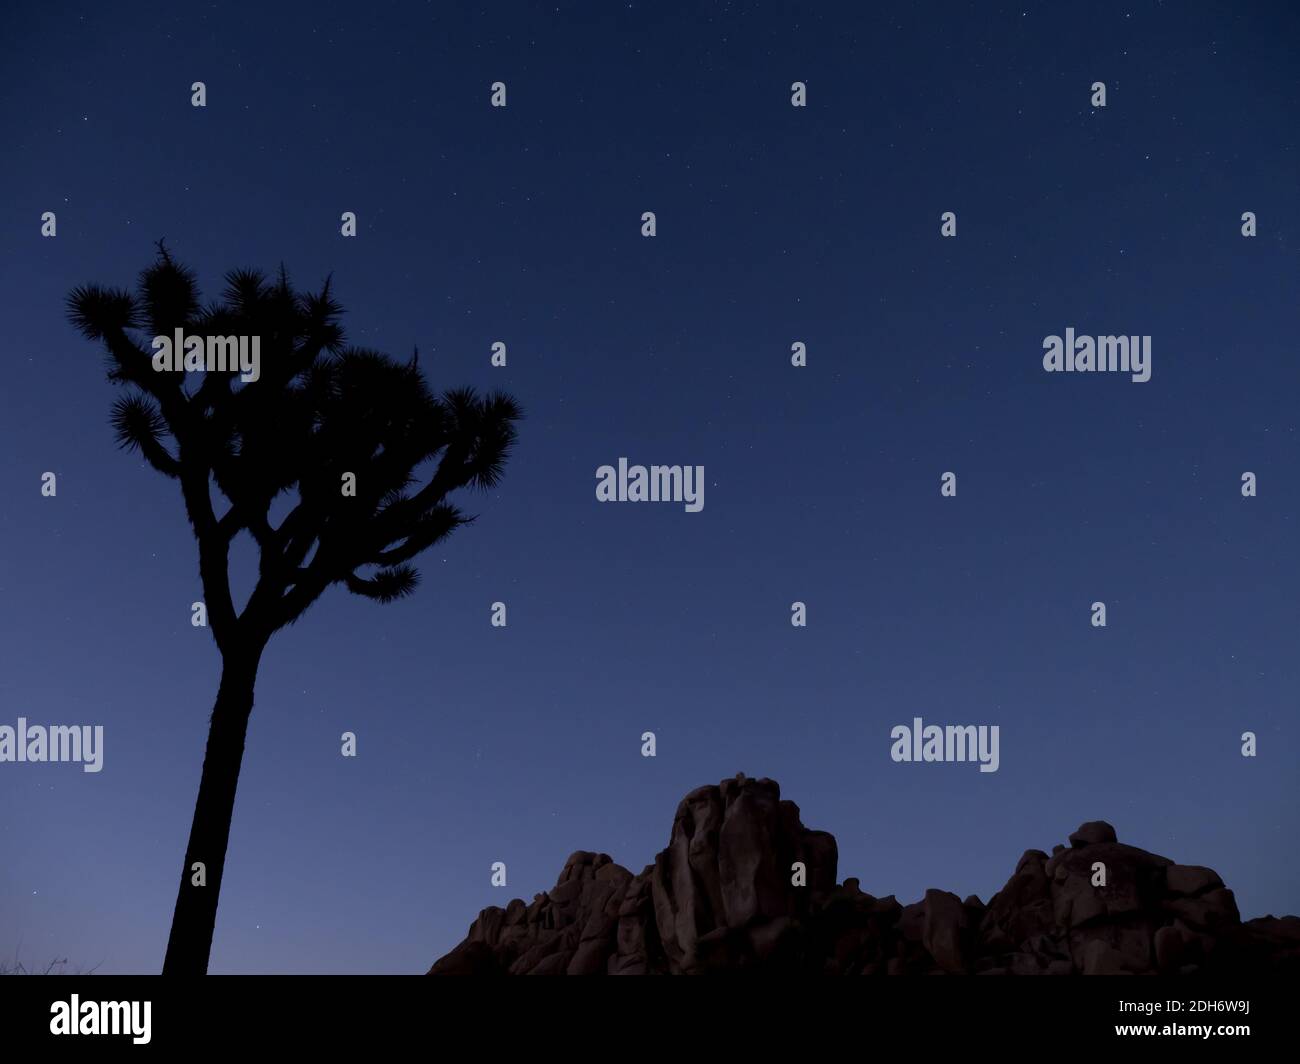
[
  {"x1": 109, "y1": 394, "x2": 177, "y2": 465},
  {"x1": 372, "y1": 503, "x2": 469, "y2": 565},
  {"x1": 139, "y1": 251, "x2": 201, "y2": 334},
  {"x1": 66, "y1": 285, "x2": 138, "y2": 340},
  {"x1": 464, "y1": 390, "x2": 523, "y2": 489},
  {"x1": 345, "y1": 565, "x2": 420, "y2": 602},
  {"x1": 221, "y1": 269, "x2": 269, "y2": 313}
]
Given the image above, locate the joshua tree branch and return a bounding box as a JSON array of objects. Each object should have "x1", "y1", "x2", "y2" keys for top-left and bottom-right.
[
  {"x1": 103, "y1": 328, "x2": 187, "y2": 416},
  {"x1": 370, "y1": 508, "x2": 469, "y2": 566},
  {"x1": 267, "y1": 563, "x2": 333, "y2": 631},
  {"x1": 178, "y1": 452, "x2": 241, "y2": 647},
  {"x1": 140, "y1": 443, "x2": 182, "y2": 478},
  {"x1": 216, "y1": 508, "x2": 244, "y2": 540}
]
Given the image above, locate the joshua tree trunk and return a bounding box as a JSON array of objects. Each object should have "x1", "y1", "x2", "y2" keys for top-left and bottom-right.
[{"x1": 162, "y1": 643, "x2": 264, "y2": 975}]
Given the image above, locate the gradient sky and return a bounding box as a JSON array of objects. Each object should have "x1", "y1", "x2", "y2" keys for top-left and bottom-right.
[{"x1": 1, "y1": 1, "x2": 1297, "y2": 974}]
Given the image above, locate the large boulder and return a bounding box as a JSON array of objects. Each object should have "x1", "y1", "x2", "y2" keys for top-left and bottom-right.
[{"x1": 429, "y1": 783, "x2": 1298, "y2": 976}]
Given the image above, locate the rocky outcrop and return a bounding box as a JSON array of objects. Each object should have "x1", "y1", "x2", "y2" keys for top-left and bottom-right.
[{"x1": 428, "y1": 774, "x2": 1300, "y2": 975}]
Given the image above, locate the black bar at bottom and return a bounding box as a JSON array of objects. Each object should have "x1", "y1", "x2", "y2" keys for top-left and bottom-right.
[{"x1": 0, "y1": 975, "x2": 1285, "y2": 1051}]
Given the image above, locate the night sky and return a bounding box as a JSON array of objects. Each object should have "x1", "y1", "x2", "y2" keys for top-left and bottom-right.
[{"x1": 1, "y1": 1, "x2": 1296, "y2": 974}]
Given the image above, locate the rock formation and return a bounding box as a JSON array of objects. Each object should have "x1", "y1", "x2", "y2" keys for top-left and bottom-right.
[{"x1": 428, "y1": 774, "x2": 1300, "y2": 975}]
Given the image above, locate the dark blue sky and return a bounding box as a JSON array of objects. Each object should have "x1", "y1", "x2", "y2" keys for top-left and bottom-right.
[{"x1": 1, "y1": 1, "x2": 1296, "y2": 973}]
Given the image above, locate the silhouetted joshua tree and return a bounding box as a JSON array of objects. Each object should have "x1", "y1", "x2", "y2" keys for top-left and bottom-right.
[{"x1": 68, "y1": 246, "x2": 521, "y2": 975}]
